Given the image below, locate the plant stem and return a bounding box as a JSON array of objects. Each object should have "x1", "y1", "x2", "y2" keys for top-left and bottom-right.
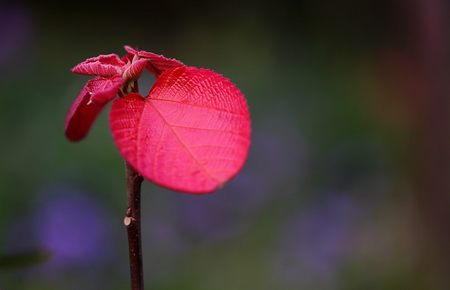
[{"x1": 125, "y1": 162, "x2": 144, "y2": 290}]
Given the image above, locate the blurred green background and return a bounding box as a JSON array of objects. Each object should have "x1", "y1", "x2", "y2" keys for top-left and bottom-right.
[{"x1": 1, "y1": 0, "x2": 450, "y2": 289}]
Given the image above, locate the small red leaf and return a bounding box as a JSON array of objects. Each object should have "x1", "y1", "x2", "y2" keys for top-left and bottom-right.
[
  {"x1": 124, "y1": 45, "x2": 184, "y2": 76},
  {"x1": 122, "y1": 58, "x2": 148, "y2": 80},
  {"x1": 88, "y1": 75, "x2": 123, "y2": 105},
  {"x1": 109, "y1": 66, "x2": 251, "y2": 193},
  {"x1": 72, "y1": 54, "x2": 125, "y2": 76},
  {"x1": 65, "y1": 76, "x2": 123, "y2": 141}
]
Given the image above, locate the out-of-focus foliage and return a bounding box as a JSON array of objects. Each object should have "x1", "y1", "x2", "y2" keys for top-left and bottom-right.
[
  {"x1": 0, "y1": 0, "x2": 448, "y2": 290},
  {"x1": 0, "y1": 250, "x2": 50, "y2": 270}
]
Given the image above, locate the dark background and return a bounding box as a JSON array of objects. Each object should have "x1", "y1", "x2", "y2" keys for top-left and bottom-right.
[{"x1": 1, "y1": 0, "x2": 449, "y2": 289}]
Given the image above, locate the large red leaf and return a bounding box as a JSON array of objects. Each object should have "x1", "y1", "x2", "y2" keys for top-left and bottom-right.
[{"x1": 109, "y1": 66, "x2": 251, "y2": 193}]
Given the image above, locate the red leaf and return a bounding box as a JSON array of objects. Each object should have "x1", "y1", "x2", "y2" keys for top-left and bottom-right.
[
  {"x1": 88, "y1": 75, "x2": 123, "y2": 105},
  {"x1": 72, "y1": 54, "x2": 125, "y2": 76},
  {"x1": 124, "y1": 45, "x2": 184, "y2": 76},
  {"x1": 122, "y1": 58, "x2": 148, "y2": 80},
  {"x1": 65, "y1": 76, "x2": 123, "y2": 141},
  {"x1": 109, "y1": 66, "x2": 251, "y2": 193}
]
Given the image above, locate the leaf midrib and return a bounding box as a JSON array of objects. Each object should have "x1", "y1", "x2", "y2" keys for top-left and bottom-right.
[{"x1": 146, "y1": 99, "x2": 222, "y2": 186}]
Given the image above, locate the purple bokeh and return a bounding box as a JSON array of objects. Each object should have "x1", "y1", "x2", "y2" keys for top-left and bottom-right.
[
  {"x1": 173, "y1": 171, "x2": 277, "y2": 242},
  {"x1": 143, "y1": 214, "x2": 188, "y2": 257},
  {"x1": 0, "y1": 2, "x2": 31, "y2": 70},
  {"x1": 32, "y1": 185, "x2": 113, "y2": 271},
  {"x1": 271, "y1": 194, "x2": 361, "y2": 288},
  {"x1": 250, "y1": 111, "x2": 308, "y2": 190}
]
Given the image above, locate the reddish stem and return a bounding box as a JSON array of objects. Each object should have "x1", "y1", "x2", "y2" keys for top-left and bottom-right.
[
  {"x1": 125, "y1": 162, "x2": 144, "y2": 290},
  {"x1": 125, "y1": 81, "x2": 144, "y2": 290}
]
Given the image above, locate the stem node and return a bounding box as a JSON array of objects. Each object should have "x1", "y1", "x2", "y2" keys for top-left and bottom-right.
[{"x1": 125, "y1": 162, "x2": 144, "y2": 290}]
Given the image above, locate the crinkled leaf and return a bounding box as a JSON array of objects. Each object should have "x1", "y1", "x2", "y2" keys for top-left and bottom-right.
[
  {"x1": 72, "y1": 54, "x2": 125, "y2": 76},
  {"x1": 109, "y1": 66, "x2": 251, "y2": 193},
  {"x1": 122, "y1": 58, "x2": 148, "y2": 80},
  {"x1": 65, "y1": 76, "x2": 123, "y2": 142},
  {"x1": 88, "y1": 75, "x2": 123, "y2": 104},
  {"x1": 124, "y1": 45, "x2": 184, "y2": 76}
]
